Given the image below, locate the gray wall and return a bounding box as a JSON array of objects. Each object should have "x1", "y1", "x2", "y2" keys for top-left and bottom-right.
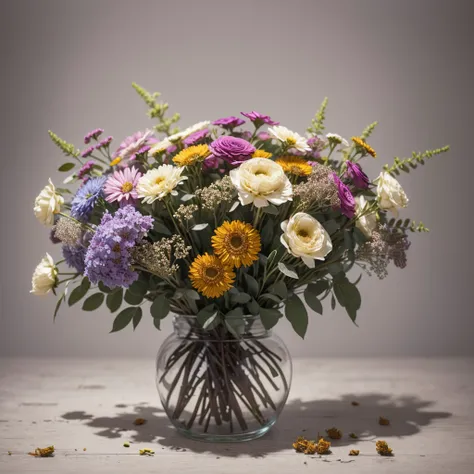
[{"x1": 1, "y1": 0, "x2": 472, "y2": 358}]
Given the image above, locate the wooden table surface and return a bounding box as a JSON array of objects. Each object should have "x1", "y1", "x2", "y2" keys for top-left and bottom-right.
[{"x1": 0, "y1": 357, "x2": 472, "y2": 473}]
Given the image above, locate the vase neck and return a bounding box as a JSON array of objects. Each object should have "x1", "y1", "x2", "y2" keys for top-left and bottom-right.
[{"x1": 173, "y1": 314, "x2": 270, "y2": 340}]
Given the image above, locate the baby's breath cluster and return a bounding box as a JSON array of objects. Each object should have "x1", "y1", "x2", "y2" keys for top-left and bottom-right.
[
  {"x1": 173, "y1": 203, "x2": 198, "y2": 223},
  {"x1": 195, "y1": 176, "x2": 235, "y2": 211},
  {"x1": 53, "y1": 217, "x2": 84, "y2": 246}
]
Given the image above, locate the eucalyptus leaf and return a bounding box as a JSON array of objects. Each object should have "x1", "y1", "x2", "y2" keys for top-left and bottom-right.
[
  {"x1": 307, "y1": 280, "x2": 329, "y2": 296},
  {"x1": 98, "y1": 281, "x2": 114, "y2": 294},
  {"x1": 110, "y1": 307, "x2": 140, "y2": 333},
  {"x1": 58, "y1": 162, "x2": 75, "y2": 172},
  {"x1": 106, "y1": 289, "x2": 123, "y2": 313},
  {"x1": 184, "y1": 289, "x2": 200, "y2": 301},
  {"x1": 259, "y1": 293, "x2": 282, "y2": 303},
  {"x1": 278, "y1": 262, "x2": 298, "y2": 279},
  {"x1": 323, "y1": 219, "x2": 339, "y2": 235},
  {"x1": 247, "y1": 298, "x2": 260, "y2": 316},
  {"x1": 153, "y1": 318, "x2": 161, "y2": 330},
  {"x1": 132, "y1": 308, "x2": 143, "y2": 330},
  {"x1": 331, "y1": 293, "x2": 336, "y2": 310},
  {"x1": 259, "y1": 307, "x2": 282, "y2": 330},
  {"x1": 128, "y1": 280, "x2": 148, "y2": 297},
  {"x1": 229, "y1": 201, "x2": 239, "y2": 212},
  {"x1": 285, "y1": 294, "x2": 308, "y2": 339},
  {"x1": 181, "y1": 194, "x2": 195, "y2": 202},
  {"x1": 333, "y1": 276, "x2": 361, "y2": 323},
  {"x1": 82, "y1": 292, "x2": 105, "y2": 311},
  {"x1": 269, "y1": 280, "x2": 288, "y2": 299},
  {"x1": 153, "y1": 221, "x2": 172, "y2": 235},
  {"x1": 196, "y1": 304, "x2": 216, "y2": 327},
  {"x1": 53, "y1": 292, "x2": 65, "y2": 321},
  {"x1": 150, "y1": 295, "x2": 170, "y2": 320}
]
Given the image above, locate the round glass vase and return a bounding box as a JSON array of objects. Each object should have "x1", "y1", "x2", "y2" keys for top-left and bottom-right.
[{"x1": 156, "y1": 314, "x2": 292, "y2": 442}]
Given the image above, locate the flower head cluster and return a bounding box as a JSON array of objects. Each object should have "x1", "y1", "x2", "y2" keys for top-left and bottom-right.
[
  {"x1": 326, "y1": 133, "x2": 349, "y2": 147},
  {"x1": 84, "y1": 206, "x2": 153, "y2": 288},
  {"x1": 137, "y1": 165, "x2": 187, "y2": 204},
  {"x1": 269, "y1": 126, "x2": 310, "y2": 153},
  {"x1": 352, "y1": 136, "x2": 376, "y2": 158},
  {"x1": 241, "y1": 111, "x2": 279, "y2": 126},
  {"x1": 77, "y1": 160, "x2": 96, "y2": 181},
  {"x1": 104, "y1": 166, "x2": 142, "y2": 206},
  {"x1": 81, "y1": 146, "x2": 95, "y2": 158},
  {"x1": 63, "y1": 244, "x2": 87, "y2": 273},
  {"x1": 113, "y1": 130, "x2": 156, "y2": 161},
  {"x1": 332, "y1": 173, "x2": 356, "y2": 218},
  {"x1": 30, "y1": 253, "x2": 58, "y2": 295},
  {"x1": 195, "y1": 176, "x2": 235, "y2": 211},
  {"x1": 183, "y1": 129, "x2": 209, "y2": 146},
  {"x1": 189, "y1": 253, "x2": 235, "y2": 298},
  {"x1": 275, "y1": 155, "x2": 313, "y2": 176},
  {"x1": 209, "y1": 136, "x2": 255, "y2": 166},
  {"x1": 71, "y1": 176, "x2": 107, "y2": 221},
  {"x1": 212, "y1": 116, "x2": 245, "y2": 129},
  {"x1": 173, "y1": 144, "x2": 210, "y2": 167},
  {"x1": 346, "y1": 161, "x2": 369, "y2": 189},
  {"x1": 84, "y1": 128, "x2": 104, "y2": 144},
  {"x1": 173, "y1": 203, "x2": 198, "y2": 223},
  {"x1": 96, "y1": 136, "x2": 113, "y2": 149},
  {"x1": 53, "y1": 217, "x2": 84, "y2": 246},
  {"x1": 34, "y1": 179, "x2": 64, "y2": 226}
]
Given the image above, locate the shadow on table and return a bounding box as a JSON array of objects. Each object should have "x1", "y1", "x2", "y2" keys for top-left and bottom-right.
[{"x1": 61, "y1": 393, "x2": 451, "y2": 458}]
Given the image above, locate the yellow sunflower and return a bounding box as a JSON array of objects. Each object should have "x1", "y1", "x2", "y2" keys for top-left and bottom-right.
[
  {"x1": 173, "y1": 144, "x2": 210, "y2": 167},
  {"x1": 351, "y1": 137, "x2": 376, "y2": 158},
  {"x1": 252, "y1": 149, "x2": 273, "y2": 159},
  {"x1": 189, "y1": 253, "x2": 235, "y2": 298},
  {"x1": 211, "y1": 220, "x2": 261, "y2": 268},
  {"x1": 275, "y1": 155, "x2": 312, "y2": 176}
]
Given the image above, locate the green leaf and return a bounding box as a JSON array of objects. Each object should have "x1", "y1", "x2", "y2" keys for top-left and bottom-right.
[
  {"x1": 68, "y1": 277, "x2": 90, "y2": 306},
  {"x1": 53, "y1": 292, "x2": 66, "y2": 321},
  {"x1": 278, "y1": 262, "x2": 298, "y2": 279},
  {"x1": 244, "y1": 273, "x2": 259, "y2": 297},
  {"x1": 202, "y1": 312, "x2": 219, "y2": 329},
  {"x1": 56, "y1": 187, "x2": 72, "y2": 195},
  {"x1": 153, "y1": 318, "x2": 161, "y2": 330},
  {"x1": 269, "y1": 280, "x2": 288, "y2": 299},
  {"x1": 196, "y1": 304, "x2": 217, "y2": 328},
  {"x1": 192, "y1": 223, "x2": 209, "y2": 231},
  {"x1": 328, "y1": 263, "x2": 344, "y2": 276},
  {"x1": 183, "y1": 289, "x2": 200, "y2": 301},
  {"x1": 82, "y1": 293, "x2": 105, "y2": 311},
  {"x1": 153, "y1": 221, "x2": 172, "y2": 235},
  {"x1": 181, "y1": 194, "x2": 195, "y2": 202},
  {"x1": 231, "y1": 292, "x2": 252, "y2": 304},
  {"x1": 307, "y1": 281, "x2": 329, "y2": 296},
  {"x1": 150, "y1": 295, "x2": 170, "y2": 320},
  {"x1": 261, "y1": 204, "x2": 279, "y2": 215},
  {"x1": 259, "y1": 307, "x2": 282, "y2": 330},
  {"x1": 98, "y1": 281, "x2": 114, "y2": 293},
  {"x1": 331, "y1": 293, "x2": 336, "y2": 310},
  {"x1": 247, "y1": 298, "x2": 260, "y2": 315},
  {"x1": 304, "y1": 287, "x2": 323, "y2": 315},
  {"x1": 344, "y1": 231, "x2": 353, "y2": 250},
  {"x1": 58, "y1": 162, "x2": 75, "y2": 172},
  {"x1": 333, "y1": 277, "x2": 361, "y2": 323},
  {"x1": 106, "y1": 289, "x2": 123, "y2": 313},
  {"x1": 132, "y1": 307, "x2": 143, "y2": 330},
  {"x1": 261, "y1": 219, "x2": 274, "y2": 246},
  {"x1": 323, "y1": 219, "x2": 339, "y2": 235},
  {"x1": 124, "y1": 290, "x2": 143, "y2": 306},
  {"x1": 285, "y1": 294, "x2": 308, "y2": 339},
  {"x1": 128, "y1": 280, "x2": 148, "y2": 296},
  {"x1": 110, "y1": 307, "x2": 139, "y2": 333},
  {"x1": 229, "y1": 201, "x2": 239, "y2": 212},
  {"x1": 260, "y1": 293, "x2": 282, "y2": 304}
]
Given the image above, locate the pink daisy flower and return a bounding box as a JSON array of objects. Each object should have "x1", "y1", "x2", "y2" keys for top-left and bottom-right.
[
  {"x1": 112, "y1": 130, "x2": 157, "y2": 162},
  {"x1": 104, "y1": 166, "x2": 142, "y2": 206}
]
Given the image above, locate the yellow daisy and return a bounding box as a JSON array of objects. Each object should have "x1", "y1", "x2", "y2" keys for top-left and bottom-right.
[
  {"x1": 275, "y1": 155, "x2": 312, "y2": 176},
  {"x1": 351, "y1": 137, "x2": 376, "y2": 158},
  {"x1": 252, "y1": 149, "x2": 273, "y2": 159},
  {"x1": 172, "y1": 144, "x2": 210, "y2": 167},
  {"x1": 189, "y1": 253, "x2": 235, "y2": 298},
  {"x1": 110, "y1": 156, "x2": 122, "y2": 167},
  {"x1": 212, "y1": 220, "x2": 261, "y2": 268}
]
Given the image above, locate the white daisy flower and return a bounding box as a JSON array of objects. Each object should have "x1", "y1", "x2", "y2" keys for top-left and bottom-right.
[
  {"x1": 268, "y1": 125, "x2": 311, "y2": 152},
  {"x1": 326, "y1": 133, "x2": 349, "y2": 147},
  {"x1": 137, "y1": 164, "x2": 188, "y2": 203}
]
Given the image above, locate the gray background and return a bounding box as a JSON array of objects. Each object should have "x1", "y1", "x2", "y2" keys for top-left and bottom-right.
[{"x1": 1, "y1": 0, "x2": 472, "y2": 358}]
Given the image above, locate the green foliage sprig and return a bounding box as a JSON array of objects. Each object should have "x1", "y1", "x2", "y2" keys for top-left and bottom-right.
[
  {"x1": 384, "y1": 146, "x2": 450, "y2": 175},
  {"x1": 132, "y1": 82, "x2": 180, "y2": 136},
  {"x1": 360, "y1": 121, "x2": 378, "y2": 140},
  {"x1": 386, "y1": 218, "x2": 430, "y2": 233},
  {"x1": 48, "y1": 131, "x2": 80, "y2": 158},
  {"x1": 307, "y1": 97, "x2": 328, "y2": 135}
]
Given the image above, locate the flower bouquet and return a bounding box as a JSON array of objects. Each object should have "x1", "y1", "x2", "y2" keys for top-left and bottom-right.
[{"x1": 32, "y1": 84, "x2": 449, "y2": 441}]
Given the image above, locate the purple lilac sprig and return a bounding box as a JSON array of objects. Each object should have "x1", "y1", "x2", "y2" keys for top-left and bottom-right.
[
  {"x1": 84, "y1": 206, "x2": 153, "y2": 288},
  {"x1": 84, "y1": 128, "x2": 104, "y2": 144},
  {"x1": 63, "y1": 245, "x2": 87, "y2": 273}
]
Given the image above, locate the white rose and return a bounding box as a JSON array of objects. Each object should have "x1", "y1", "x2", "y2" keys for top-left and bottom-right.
[
  {"x1": 280, "y1": 213, "x2": 332, "y2": 268},
  {"x1": 355, "y1": 195, "x2": 377, "y2": 238},
  {"x1": 230, "y1": 158, "x2": 293, "y2": 208},
  {"x1": 34, "y1": 179, "x2": 64, "y2": 226},
  {"x1": 376, "y1": 172, "x2": 409, "y2": 217},
  {"x1": 30, "y1": 253, "x2": 58, "y2": 296}
]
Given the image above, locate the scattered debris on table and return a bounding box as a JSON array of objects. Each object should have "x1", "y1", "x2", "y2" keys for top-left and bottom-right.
[
  {"x1": 28, "y1": 445, "x2": 55, "y2": 457},
  {"x1": 139, "y1": 448, "x2": 155, "y2": 456},
  {"x1": 349, "y1": 432, "x2": 358, "y2": 439},
  {"x1": 349, "y1": 449, "x2": 360, "y2": 456},
  {"x1": 351, "y1": 401, "x2": 360, "y2": 406},
  {"x1": 7, "y1": 451, "x2": 12, "y2": 456},
  {"x1": 326, "y1": 427, "x2": 343, "y2": 439},
  {"x1": 134, "y1": 418, "x2": 147, "y2": 426},
  {"x1": 293, "y1": 435, "x2": 332, "y2": 455},
  {"x1": 316, "y1": 438, "x2": 332, "y2": 455},
  {"x1": 123, "y1": 442, "x2": 130, "y2": 448},
  {"x1": 376, "y1": 440, "x2": 393, "y2": 456},
  {"x1": 379, "y1": 416, "x2": 390, "y2": 426}
]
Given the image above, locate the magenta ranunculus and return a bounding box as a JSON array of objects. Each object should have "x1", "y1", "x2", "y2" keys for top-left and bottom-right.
[
  {"x1": 333, "y1": 173, "x2": 356, "y2": 218},
  {"x1": 346, "y1": 161, "x2": 369, "y2": 189},
  {"x1": 212, "y1": 116, "x2": 245, "y2": 129},
  {"x1": 209, "y1": 136, "x2": 255, "y2": 165},
  {"x1": 241, "y1": 111, "x2": 279, "y2": 126},
  {"x1": 183, "y1": 129, "x2": 209, "y2": 146}
]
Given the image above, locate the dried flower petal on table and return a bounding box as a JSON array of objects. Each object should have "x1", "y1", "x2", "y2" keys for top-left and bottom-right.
[
  {"x1": 293, "y1": 436, "x2": 309, "y2": 453},
  {"x1": 351, "y1": 401, "x2": 360, "y2": 406},
  {"x1": 349, "y1": 432, "x2": 358, "y2": 439},
  {"x1": 28, "y1": 445, "x2": 55, "y2": 457},
  {"x1": 326, "y1": 427, "x2": 342, "y2": 439},
  {"x1": 379, "y1": 416, "x2": 390, "y2": 426},
  {"x1": 349, "y1": 449, "x2": 360, "y2": 456},
  {"x1": 376, "y1": 440, "x2": 393, "y2": 456},
  {"x1": 139, "y1": 448, "x2": 155, "y2": 456},
  {"x1": 134, "y1": 418, "x2": 147, "y2": 426},
  {"x1": 316, "y1": 437, "x2": 332, "y2": 455},
  {"x1": 7, "y1": 451, "x2": 12, "y2": 456},
  {"x1": 123, "y1": 442, "x2": 130, "y2": 448},
  {"x1": 83, "y1": 448, "x2": 86, "y2": 451}
]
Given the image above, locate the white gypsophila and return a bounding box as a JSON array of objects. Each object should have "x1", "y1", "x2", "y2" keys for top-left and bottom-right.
[
  {"x1": 268, "y1": 125, "x2": 311, "y2": 152},
  {"x1": 33, "y1": 178, "x2": 64, "y2": 226},
  {"x1": 229, "y1": 158, "x2": 293, "y2": 208},
  {"x1": 376, "y1": 171, "x2": 409, "y2": 217},
  {"x1": 326, "y1": 133, "x2": 349, "y2": 147},
  {"x1": 355, "y1": 195, "x2": 378, "y2": 238},
  {"x1": 30, "y1": 253, "x2": 58, "y2": 295},
  {"x1": 280, "y1": 212, "x2": 332, "y2": 268},
  {"x1": 137, "y1": 164, "x2": 188, "y2": 203}
]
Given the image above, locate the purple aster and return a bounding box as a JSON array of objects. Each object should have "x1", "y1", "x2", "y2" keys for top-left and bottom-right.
[
  {"x1": 84, "y1": 206, "x2": 153, "y2": 288},
  {"x1": 257, "y1": 131, "x2": 271, "y2": 141},
  {"x1": 241, "y1": 111, "x2": 279, "y2": 126},
  {"x1": 346, "y1": 161, "x2": 370, "y2": 189},
  {"x1": 81, "y1": 145, "x2": 95, "y2": 158},
  {"x1": 203, "y1": 154, "x2": 220, "y2": 170},
  {"x1": 84, "y1": 128, "x2": 104, "y2": 144},
  {"x1": 112, "y1": 130, "x2": 157, "y2": 161},
  {"x1": 307, "y1": 135, "x2": 328, "y2": 152},
  {"x1": 212, "y1": 116, "x2": 245, "y2": 129},
  {"x1": 332, "y1": 173, "x2": 356, "y2": 219},
  {"x1": 63, "y1": 245, "x2": 87, "y2": 273},
  {"x1": 209, "y1": 136, "x2": 255, "y2": 166},
  {"x1": 71, "y1": 176, "x2": 107, "y2": 221},
  {"x1": 183, "y1": 129, "x2": 209, "y2": 146},
  {"x1": 78, "y1": 160, "x2": 95, "y2": 181},
  {"x1": 96, "y1": 136, "x2": 113, "y2": 149}
]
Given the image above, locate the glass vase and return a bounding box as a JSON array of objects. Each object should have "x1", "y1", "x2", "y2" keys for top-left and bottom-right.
[{"x1": 156, "y1": 314, "x2": 292, "y2": 442}]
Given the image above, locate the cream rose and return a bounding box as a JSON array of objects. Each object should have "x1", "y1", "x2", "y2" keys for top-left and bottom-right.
[
  {"x1": 280, "y1": 213, "x2": 332, "y2": 268},
  {"x1": 229, "y1": 158, "x2": 293, "y2": 208},
  {"x1": 34, "y1": 179, "x2": 64, "y2": 226},
  {"x1": 355, "y1": 196, "x2": 377, "y2": 238},
  {"x1": 30, "y1": 253, "x2": 58, "y2": 295},
  {"x1": 376, "y1": 172, "x2": 408, "y2": 216}
]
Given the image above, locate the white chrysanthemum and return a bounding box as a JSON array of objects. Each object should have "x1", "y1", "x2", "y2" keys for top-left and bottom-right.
[
  {"x1": 375, "y1": 171, "x2": 408, "y2": 217},
  {"x1": 30, "y1": 253, "x2": 58, "y2": 295},
  {"x1": 355, "y1": 196, "x2": 377, "y2": 238},
  {"x1": 280, "y1": 213, "x2": 332, "y2": 268},
  {"x1": 137, "y1": 164, "x2": 188, "y2": 203},
  {"x1": 326, "y1": 133, "x2": 349, "y2": 147},
  {"x1": 34, "y1": 179, "x2": 64, "y2": 226},
  {"x1": 229, "y1": 158, "x2": 293, "y2": 208},
  {"x1": 149, "y1": 138, "x2": 172, "y2": 156},
  {"x1": 268, "y1": 126, "x2": 311, "y2": 152}
]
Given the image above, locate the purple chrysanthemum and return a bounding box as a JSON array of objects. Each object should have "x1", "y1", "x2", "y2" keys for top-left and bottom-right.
[
  {"x1": 332, "y1": 173, "x2": 356, "y2": 218},
  {"x1": 84, "y1": 206, "x2": 153, "y2": 288},
  {"x1": 212, "y1": 116, "x2": 245, "y2": 129},
  {"x1": 112, "y1": 130, "x2": 157, "y2": 161},
  {"x1": 63, "y1": 245, "x2": 87, "y2": 273},
  {"x1": 209, "y1": 136, "x2": 255, "y2": 166},
  {"x1": 84, "y1": 128, "x2": 104, "y2": 144},
  {"x1": 346, "y1": 161, "x2": 370, "y2": 189},
  {"x1": 183, "y1": 129, "x2": 209, "y2": 146},
  {"x1": 71, "y1": 176, "x2": 107, "y2": 221},
  {"x1": 241, "y1": 111, "x2": 279, "y2": 126},
  {"x1": 257, "y1": 131, "x2": 271, "y2": 141},
  {"x1": 81, "y1": 145, "x2": 95, "y2": 158}
]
